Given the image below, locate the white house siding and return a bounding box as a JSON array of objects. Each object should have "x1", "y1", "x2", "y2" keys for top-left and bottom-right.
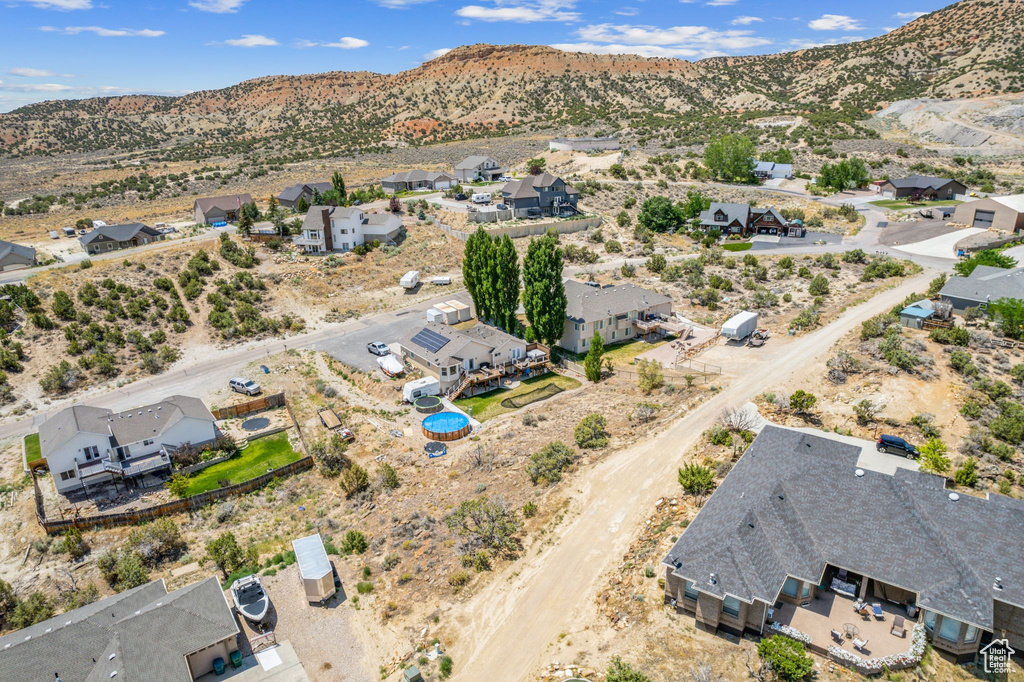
[
  {"x1": 161, "y1": 417, "x2": 219, "y2": 449},
  {"x1": 49, "y1": 432, "x2": 112, "y2": 494}
]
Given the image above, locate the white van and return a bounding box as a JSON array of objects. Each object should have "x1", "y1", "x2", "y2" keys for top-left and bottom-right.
[{"x1": 472, "y1": 193, "x2": 491, "y2": 204}]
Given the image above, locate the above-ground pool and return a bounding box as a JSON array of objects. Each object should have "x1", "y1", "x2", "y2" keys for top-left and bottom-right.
[
  {"x1": 241, "y1": 416, "x2": 270, "y2": 432},
  {"x1": 421, "y1": 411, "x2": 471, "y2": 441}
]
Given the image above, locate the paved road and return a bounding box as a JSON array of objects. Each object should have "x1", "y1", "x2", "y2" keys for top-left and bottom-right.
[{"x1": 447, "y1": 271, "x2": 935, "y2": 681}]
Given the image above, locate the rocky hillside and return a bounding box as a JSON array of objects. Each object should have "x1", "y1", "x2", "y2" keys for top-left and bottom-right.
[{"x1": 1, "y1": 0, "x2": 1020, "y2": 160}]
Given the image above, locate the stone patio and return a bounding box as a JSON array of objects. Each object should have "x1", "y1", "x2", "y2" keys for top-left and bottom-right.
[{"x1": 772, "y1": 591, "x2": 915, "y2": 659}]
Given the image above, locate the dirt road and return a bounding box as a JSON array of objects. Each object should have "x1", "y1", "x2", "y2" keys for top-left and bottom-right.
[{"x1": 447, "y1": 271, "x2": 934, "y2": 681}]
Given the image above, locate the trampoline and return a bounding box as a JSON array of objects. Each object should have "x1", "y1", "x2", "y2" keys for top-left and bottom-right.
[
  {"x1": 413, "y1": 395, "x2": 444, "y2": 414},
  {"x1": 425, "y1": 441, "x2": 448, "y2": 458},
  {"x1": 421, "y1": 411, "x2": 471, "y2": 441},
  {"x1": 241, "y1": 416, "x2": 270, "y2": 431}
]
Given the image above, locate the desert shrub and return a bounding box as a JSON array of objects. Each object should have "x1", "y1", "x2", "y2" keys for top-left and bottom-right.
[
  {"x1": 340, "y1": 530, "x2": 368, "y2": 555},
  {"x1": 678, "y1": 463, "x2": 716, "y2": 503},
  {"x1": 929, "y1": 326, "x2": 970, "y2": 346},
  {"x1": 636, "y1": 358, "x2": 665, "y2": 394},
  {"x1": 757, "y1": 636, "x2": 814, "y2": 682},
  {"x1": 528, "y1": 442, "x2": 576, "y2": 485},
  {"x1": 339, "y1": 463, "x2": 370, "y2": 497},
  {"x1": 444, "y1": 497, "x2": 519, "y2": 555},
  {"x1": 574, "y1": 413, "x2": 609, "y2": 449},
  {"x1": 953, "y1": 457, "x2": 978, "y2": 488},
  {"x1": 379, "y1": 462, "x2": 400, "y2": 490}
]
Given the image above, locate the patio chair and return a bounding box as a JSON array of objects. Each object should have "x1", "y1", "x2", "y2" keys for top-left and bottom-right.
[
  {"x1": 872, "y1": 603, "x2": 884, "y2": 620},
  {"x1": 891, "y1": 615, "x2": 906, "y2": 638},
  {"x1": 830, "y1": 629, "x2": 843, "y2": 643},
  {"x1": 838, "y1": 569, "x2": 848, "y2": 582},
  {"x1": 853, "y1": 638, "x2": 869, "y2": 652}
]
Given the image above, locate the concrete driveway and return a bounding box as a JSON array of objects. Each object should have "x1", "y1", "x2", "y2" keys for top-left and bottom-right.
[{"x1": 892, "y1": 227, "x2": 986, "y2": 259}]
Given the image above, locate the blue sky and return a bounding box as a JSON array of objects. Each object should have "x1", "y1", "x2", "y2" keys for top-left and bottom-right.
[{"x1": 0, "y1": 0, "x2": 948, "y2": 112}]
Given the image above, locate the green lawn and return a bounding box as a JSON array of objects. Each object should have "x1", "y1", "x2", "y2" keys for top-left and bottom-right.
[
  {"x1": 25, "y1": 433, "x2": 41, "y2": 463},
  {"x1": 869, "y1": 199, "x2": 963, "y2": 210},
  {"x1": 722, "y1": 242, "x2": 753, "y2": 252},
  {"x1": 184, "y1": 432, "x2": 301, "y2": 496},
  {"x1": 565, "y1": 337, "x2": 670, "y2": 365},
  {"x1": 454, "y1": 374, "x2": 581, "y2": 422}
]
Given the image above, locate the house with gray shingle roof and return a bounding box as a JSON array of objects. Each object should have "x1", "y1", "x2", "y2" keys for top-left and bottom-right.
[
  {"x1": 295, "y1": 205, "x2": 403, "y2": 254},
  {"x1": 938, "y1": 265, "x2": 1024, "y2": 313},
  {"x1": 877, "y1": 175, "x2": 966, "y2": 200},
  {"x1": 276, "y1": 182, "x2": 332, "y2": 209},
  {"x1": 193, "y1": 194, "x2": 253, "y2": 225},
  {"x1": 559, "y1": 280, "x2": 673, "y2": 353},
  {"x1": 40, "y1": 395, "x2": 217, "y2": 495},
  {"x1": 453, "y1": 155, "x2": 504, "y2": 183},
  {"x1": 79, "y1": 223, "x2": 165, "y2": 255},
  {"x1": 500, "y1": 173, "x2": 579, "y2": 218},
  {"x1": 380, "y1": 170, "x2": 456, "y2": 195},
  {"x1": 0, "y1": 576, "x2": 239, "y2": 681},
  {"x1": 663, "y1": 425, "x2": 1024, "y2": 662},
  {"x1": 699, "y1": 202, "x2": 800, "y2": 237},
  {"x1": 0, "y1": 239, "x2": 35, "y2": 271}
]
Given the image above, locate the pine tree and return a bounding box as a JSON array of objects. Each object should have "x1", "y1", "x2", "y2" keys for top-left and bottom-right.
[
  {"x1": 492, "y1": 235, "x2": 520, "y2": 332},
  {"x1": 522, "y1": 235, "x2": 567, "y2": 346},
  {"x1": 584, "y1": 331, "x2": 604, "y2": 382}
]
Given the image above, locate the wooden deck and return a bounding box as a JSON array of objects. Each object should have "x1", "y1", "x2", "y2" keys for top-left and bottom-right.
[{"x1": 772, "y1": 592, "x2": 915, "y2": 659}]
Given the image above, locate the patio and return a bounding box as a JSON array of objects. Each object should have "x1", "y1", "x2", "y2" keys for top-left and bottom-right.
[{"x1": 771, "y1": 591, "x2": 914, "y2": 659}]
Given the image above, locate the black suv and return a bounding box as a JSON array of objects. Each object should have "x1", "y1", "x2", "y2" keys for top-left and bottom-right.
[{"x1": 877, "y1": 435, "x2": 919, "y2": 458}]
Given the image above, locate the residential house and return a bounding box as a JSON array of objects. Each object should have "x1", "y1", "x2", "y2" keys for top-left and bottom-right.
[
  {"x1": 698, "y1": 203, "x2": 800, "y2": 237},
  {"x1": 397, "y1": 322, "x2": 547, "y2": 394},
  {"x1": 877, "y1": 176, "x2": 967, "y2": 200},
  {"x1": 500, "y1": 173, "x2": 579, "y2": 218},
  {"x1": 753, "y1": 161, "x2": 794, "y2": 180},
  {"x1": 560, "y1": 280, "x2": 673, "y2": 353},
  {"x1": 39, "y1": 395, "x2": 218, "y2": 495},
  {"x1": 0, "y1": 577, "x2": 239, "y2": 681},
  {"x1": 549, "y1": 136, "x2": 620, "y2": 152},
  {"x1": 380, "y1": 170, "x2": 456, "y2": 195},
  {"x1": 662, "y1": 425, "x2": 1024, "y2": 662},
  {"x1": 295, "y1": 205, "x2": 403, "y2": 254},
  {"x1": 453, "y1": 156, "x2": 504, "y2": 183},
  {"x1": 0, "y1": 239, "x2": 35, "y2": 271},
  {"x1": 193, "y1": 194, "x2": 253, "y2": 224},
  {"x1": 953, "y1": 195, "x2": 1024, "y2": 231},
  {"x1": 938, "y1": 266, "x2": 1024, "y2": 313},
  {"x1": 79, "y1": 223, "x2": 165, "y2": 255},
  {"x1": 277, "y1": 182, "x2": 333, "y2": 210}
]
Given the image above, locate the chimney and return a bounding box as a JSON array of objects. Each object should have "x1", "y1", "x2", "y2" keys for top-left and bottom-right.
[{"x1": 321, "y1": 208, "x2": 334, "y2": 252}]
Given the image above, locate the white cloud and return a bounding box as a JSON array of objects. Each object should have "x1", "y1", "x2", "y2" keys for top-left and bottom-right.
[
  {"x1": 808, "y1": 14, "x2": 863, "y2": 31},
  {"x1": 6, "y1": 0, "x2": 92, "y2": 9},
  {"x1": 705, "y1": 0, "x2": 737, "y2": 5},
  {"x1": 0, "y1": 82, "x2": 74, "y2": 92},
  {"x1": 374, "y1": 0, "x2": 436, "y2": 6},
  {"x1": 455, "y1": 0, "x2": 580, "y2": 23},
  {"x1": 299, "y1": 36, "x2": 369, "y2": 49},
  {"x1": 785, "y1": 36, "x2": 861, "y2": 50},
  {"x1": 731, "y1": 15, "x2": 762, "y2": 25},
  {"x1": 221, "y1": 34, "x2": 278, "y2": 47},
  {"x1": 424, "y1": 47, "x2": 453, "y2": 60},
  {"x1": 189, "y1": 0, "x2": 247, "y2": 13},
  {"x1": 571, "y1": 23, "x2": 771, "y2": 51},
  {"x1": 40, "y1": 26, "x2": 165, "y2": 37},
  {"x1": 894, "y1": 10, "x2": 926, "y2": 20},
  {"x1": 614, "y1": 7, "x2": 639, "y2": 16},
  {"x1": 8, "y1": 67, "x2": 73, "y2": 78}
]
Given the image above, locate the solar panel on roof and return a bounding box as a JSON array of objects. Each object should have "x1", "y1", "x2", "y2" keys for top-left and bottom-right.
[{"x1": 411, "y1": 328, "x2": 450, "y2": 354}]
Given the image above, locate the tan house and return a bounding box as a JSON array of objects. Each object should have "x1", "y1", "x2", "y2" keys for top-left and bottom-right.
[
  {"x1": 953, "y1": 195, "x2": 1024, "y2": 231},
  {"x1": 193, "y1": 194, "x2": 253, "y2": 224},
  {"x1": 559, "y1": 280, "x2": 673, "y2": 353},
  {"x1": 0, "y1": 576, "x2": 239, "y2": 680},
  {"x1": 397, "y1": 322, "x2": 547, "y2": 397},
  {"x1": 663, "y1": 426, "x2": 1024, "y2": 667}
]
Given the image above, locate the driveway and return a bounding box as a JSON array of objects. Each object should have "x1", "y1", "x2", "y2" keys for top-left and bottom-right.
[{"x1": 892, "y1": 227, "x2": 986, "y2": 259}]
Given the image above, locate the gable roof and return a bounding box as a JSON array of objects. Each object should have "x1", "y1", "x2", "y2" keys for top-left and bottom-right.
[
  {"x1": 398, "y1": 322, "x2": 521, "y2": 366},
  {"x1": 193, "y1": 194, "x2": 253, "y2": 215},
  {"x1": 938, "y1": 266, "x2": 1024, "y2": 304},
  {"x1": 989, "y1": 194, "x2": 1024, "y2": 213},
  {"x1": 663, "y1": 425, "x2": 1024, "y2": 631},
  {"x1": 0, "y1": 577, "x2": 237, "y2": 681},
  {"x1": 564, "y1": 280, "x2": 672, "y2": 322},
  {"x1": 79, "y1": 223, "x2": 160, "y2": 245},
  {"x1": 699, "y1": 202, "x2": 751, "y2": 227},
  {"x1": 277, "y1": 182, "x2": 332, "y2": 203},
  {"x1": 750, "y1": 206, "x2": 788, "y2": 225},
  {"x1": 301, "y1": 205, "x2": 363, "y2": 233},
  {"x1": 0, "y1": 239, "x2": 35, "y2": 262},
  {"x1": 884, "y1": 175, "x2": 961, "y2": 191},
  {"x1": 502, "y1": 173, "x2": 575, "y2": 199},
  {"x1": 39, "y1": 395, "x2": 215, "y2": 458},
  {"x1": 381, "y1": 170, "x2": 455, "y2": 184},
  {"x1": 454, "y1": 155, "x2": 498, "y2": 170}
]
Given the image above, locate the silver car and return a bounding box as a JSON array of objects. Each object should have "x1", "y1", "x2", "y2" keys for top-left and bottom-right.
[
  {"x1": 366, "y1": 342, "x2": 390, "y2": 356},
  {"x1": 229, "y1": 377, "x2": 261, "y2": 395}
]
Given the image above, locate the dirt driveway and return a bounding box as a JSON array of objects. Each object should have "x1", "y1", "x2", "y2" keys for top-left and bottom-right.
[{"x1": 444, "y1": 271, "x2": 935, "y2": 681}]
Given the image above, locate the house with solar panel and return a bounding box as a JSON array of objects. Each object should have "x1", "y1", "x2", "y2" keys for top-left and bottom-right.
[{"x1": 396, "y1": 322, "x2": 549, "y2": 398}]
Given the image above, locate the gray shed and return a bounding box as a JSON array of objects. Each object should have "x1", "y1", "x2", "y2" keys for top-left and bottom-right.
[{"x1": 292, "y1": 533, "x2": 336, "y2": 603}]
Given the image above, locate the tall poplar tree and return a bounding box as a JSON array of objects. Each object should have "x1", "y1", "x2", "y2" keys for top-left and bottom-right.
[
  {"x1": 522, "y1": 235, "x2": 567, "y2": 346},
  {"x1": 492, "y1": 235, "x2": 521, "y2": 333},
  {"x1": 463, "y1": 227, "x2": 495, "y2": 321}
]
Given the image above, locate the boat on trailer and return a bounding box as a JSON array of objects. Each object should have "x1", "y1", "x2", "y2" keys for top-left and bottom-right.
[{"x1": 231, "y1": 574, "x2": 270, "y2": 623}]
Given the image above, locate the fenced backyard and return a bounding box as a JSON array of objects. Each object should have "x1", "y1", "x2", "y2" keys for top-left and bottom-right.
[{"x1": 212, "y1": 392, "x2": 286, "y2": 419}]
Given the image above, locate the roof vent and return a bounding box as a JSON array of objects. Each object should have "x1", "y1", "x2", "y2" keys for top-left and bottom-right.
[
  {"x1": 708, "y1": 572, "x2": 717, "y2": 585},
  {"x1": 994, "y1": 577, "x2": 1003, "y2": 591},
  {"x1": 855, "y1": 469, "x2": 865, "y2": 477},
  {"x1": 778, "y1": 494, "x2": 784, "y2": 500},
  {"x1": 109, "y1": 653, "x2": 116, "y2": 660},
  {"x1": 110, "y1": 672, "x2": 117, "y2": 678},
  {"x1": 747, "y1": 522, "x2": 754, "y2": 528},
  {"x1": 949, "y1": 492, "x2": 960, "y2": 502},
  {"x1": 45, "y1": 628, "x2": 52, "y2": 633}
]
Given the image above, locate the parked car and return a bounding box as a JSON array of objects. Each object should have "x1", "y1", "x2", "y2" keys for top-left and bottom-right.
[
  {"x1": 496, "y1": 203, "x2": 508, "y2": 210},
  {"x1": 62, "y1": 227, "x2": 76, "y2": 237},
  {"x1": 454, "y1": 193, "x2": 467, "y2": 201},
  {"x1": 353, "y1": 199, "x2": 363, "y2": 206},
  {"x1": 877, "y1": 434, "x2": 918, "y2": 458},
  {"x1": 229, "y1": 377, "x2": 262, "y2": 396},
  {"x1": 366, "y1": 341, "x2": 390, "y2": 356}
]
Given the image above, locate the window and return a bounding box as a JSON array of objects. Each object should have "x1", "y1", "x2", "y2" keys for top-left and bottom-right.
[
  {"x1": 965, "y1": 625, "x2": 978, "y2": 643},
  {"x1": 611, "y1": 331, "x2": 616, "y2": 340},
  {"x1": 60, "y1": 470, "x2": 76, "y2": 481},
  {"x1": 782, "y1": 577, "x2": 799, "y2": 598},
  {"x1": 142, "y1": 439, "x2": 154, "y2": 447},
  {"x1": 801, "y1": 582, "x2": 811, "y2": 599},
  {"x1": 938, "y1": 615, "x2": 961, "y2": 642},
  {"x1": 765, "y1": 214, "x2": 773, "y2": 222},
  {"x1": 581, "y1": 324, "x2": 586, "y2": 332},
  {"x1": 83, "y1": 445, "x2": 100, "y2": 460},
  {"x1": 722, "y1": 596, "x2": 741, "y2": 618},
  {"x1": 923, "y1": 609, "x2": 937, "y2": 631},
  {"x1": 684, "y1": 580, "x2": 699, "y2": 601}
]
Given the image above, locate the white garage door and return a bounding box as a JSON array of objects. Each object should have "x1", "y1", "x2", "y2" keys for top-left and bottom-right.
[
  {"x1": 883, "y1": 191, "x2": 894, "y2": 198},
  {"x1": 972, "y1": 210, "x2": 995, "y2": 228}
]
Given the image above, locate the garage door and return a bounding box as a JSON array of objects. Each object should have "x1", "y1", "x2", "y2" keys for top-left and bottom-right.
[
  {"x1": 882, "y1": 191, "x2": 894, "y2": 198},
  {"x1": 973, "y1": 210, "x2": 995, "y2": 228}
]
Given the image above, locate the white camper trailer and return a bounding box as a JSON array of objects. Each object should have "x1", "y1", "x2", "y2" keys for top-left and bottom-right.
[
  {"x1": 721, "y1": 311, "x2": 759, "y2": 341},
  {"x1": 403, "y1": 376, "x2": 440, "y2": 402},
  {"x1": 400, "y1": 270, "x2": 420, "y2": 289},
  {"x1": 292, "y1": 533, "x2": 336, "y2": 604}
]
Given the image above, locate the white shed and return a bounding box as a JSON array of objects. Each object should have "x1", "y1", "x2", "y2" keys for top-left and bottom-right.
[
  {"x1": 445, "y1": 300, "x2": 472, "y2": 322},
  {"x1": 292, "y1": 533, "x2": 335, "y2": 603},
  {"x1": 433, "y1": 302, "x2": 460, "y2": 325}
]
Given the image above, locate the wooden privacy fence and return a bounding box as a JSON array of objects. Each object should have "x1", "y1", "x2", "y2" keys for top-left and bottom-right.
[
  {"x1": 212, "y1": 392, "x2": 285, "y2": 419},
  {"x1": 35, "y1": 456, "x2": 314, "y2": 535}
]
